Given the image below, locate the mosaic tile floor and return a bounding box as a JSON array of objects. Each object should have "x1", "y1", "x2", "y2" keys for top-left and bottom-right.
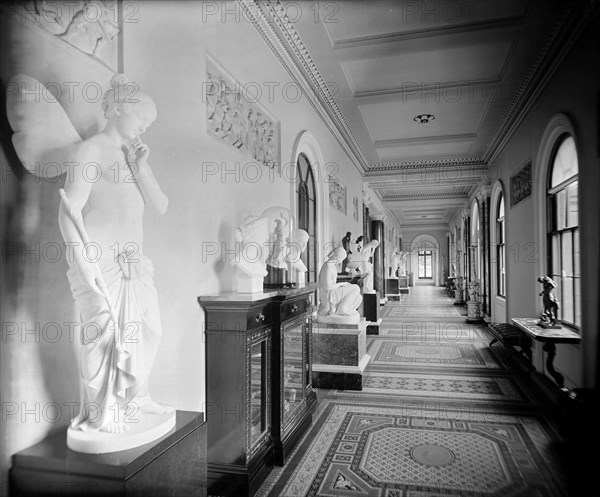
[
  {"x1": 261, "y1": 404, "x2": 567, "y2": 497},
  {"x1": 254, "y1": 287, "x2": 579, "y2": 497}
]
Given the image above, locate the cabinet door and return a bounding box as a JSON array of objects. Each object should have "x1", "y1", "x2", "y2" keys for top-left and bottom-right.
[
  {"x1": 281, "y1": 314, "x2": 306, "y2": 431},
  {"x1": 248, "y1": 328, "x2": 271, "y2": 458}
]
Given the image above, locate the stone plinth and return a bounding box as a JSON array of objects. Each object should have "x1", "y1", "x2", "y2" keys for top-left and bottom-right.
[
  {"x1": 10, "y1": 411, "x2": 206, "y2": 497},
  {"x1": 312, "y1": 320, "x2": 370, "y2": 390},
  {"x1": 363, "y1": 292, "x2": 379, "y2": 322}
]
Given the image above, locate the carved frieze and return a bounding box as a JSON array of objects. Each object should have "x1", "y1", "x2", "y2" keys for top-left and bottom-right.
[{"x1": 206, "y1": 55, "x2": 280, "y2": 170}]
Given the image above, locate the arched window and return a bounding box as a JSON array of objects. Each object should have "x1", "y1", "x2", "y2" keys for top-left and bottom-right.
[
  {"x1": 296, "y1": 153, "x2": 317, "y2": 282},
  {"x1": 496, "y1": 193, "x2": 505, "y2": 297},
  {"x1": 547, "y1": 135, "x2": 580, "y2": 328}
]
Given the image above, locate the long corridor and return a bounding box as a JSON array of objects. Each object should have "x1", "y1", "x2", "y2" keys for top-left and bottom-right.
[{"x1": 258, "y1": 286, "x2": 581, "y2": 497}]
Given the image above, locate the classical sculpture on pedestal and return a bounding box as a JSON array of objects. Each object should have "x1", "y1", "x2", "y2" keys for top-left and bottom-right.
[
  {"x1": 391, "y1": 250, "x2": 400, "y2": 277},
  {"x1": 361, "y1": 239, "x2": 380, "y2": 294},
  {"x1": 6, "y1": 73, "x2": 176, "y2": 452},
  {"x1": 397, "y1": 250, "x2": 407, "y2": 277},
  {"x1": 537, "y1": 276, "x2": 560, "y2": 327},
  {"x1": 317, "y1": 247, "x2": 362, "y2": 324},
  {"x1": 61, "y1": 75, "x2": 174, "y2": 452}
]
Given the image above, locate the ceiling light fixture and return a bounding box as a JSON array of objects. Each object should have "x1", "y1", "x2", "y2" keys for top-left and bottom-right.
[{"x1": 414, "y1": 114, "x2": 435, "y2": 124}]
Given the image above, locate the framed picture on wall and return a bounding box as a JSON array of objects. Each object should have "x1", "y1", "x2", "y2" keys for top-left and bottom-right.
[
  {"x1": 352, "y1": 196, "x2": 359, "y2": 221},
  {"x1": 510, "y1": 161, "x2": 532, "y2": 207}
]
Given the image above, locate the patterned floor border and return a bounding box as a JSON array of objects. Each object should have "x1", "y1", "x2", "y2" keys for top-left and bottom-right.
[{"x1": 366, "y1": 337, "x2": 504, "y2": 371}]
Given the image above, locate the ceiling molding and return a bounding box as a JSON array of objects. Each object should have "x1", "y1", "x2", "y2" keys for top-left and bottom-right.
[
  {"x1": 365, "y1": 158, "x2": 487, "y2": 175},
  {"x1": 375, "y1": 133, "x2": 478, "y2": 148},
  {"x1": 327, "y1": 6, "x2": 532, "y2": 49},
  {"x1": 246, "y1": 0, "x2": 370, "y2": 173},
  {"x1": 246, "y1": 0, "x2": 596, "y2": 188},
  {"x1": 484, "y1": 1, "x2": 599, "y2": 164},
  {"x1": 382, "y1": 189, "x2": 471, "y2": 200},
  {"x1": 240, "y1": 0, "x2": 368, "y2": 174},
  {"x1": 351, "y1": 41, "x2": 516, "y2": 99}
]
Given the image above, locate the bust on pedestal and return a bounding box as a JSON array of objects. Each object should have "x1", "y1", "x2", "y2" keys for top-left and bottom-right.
[{"x1": 232, "y1": 215, "x2": 270, "y2": 293}]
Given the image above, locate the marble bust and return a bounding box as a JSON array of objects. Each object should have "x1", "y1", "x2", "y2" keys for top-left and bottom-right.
[
  {"x1": 232, "y1": 215, "x2": 270, "y2": 292},
  {"x1": 286, "y1": 228, "x2": 309, "y2": 285},
  {"x1": 54, "y1": 74, "x2": 174, "y2": 453},
  {"x1": 317, "y1": 247, "x2": 362, "y2": 324}
]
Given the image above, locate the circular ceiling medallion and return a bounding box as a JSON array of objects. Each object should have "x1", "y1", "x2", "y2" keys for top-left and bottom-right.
[
  {"x1": 410, "y1": 444, "x2": 455, "y2": 467},
  {"x1": 414, "y1": 114, "x2": 435, "y2": 124}
]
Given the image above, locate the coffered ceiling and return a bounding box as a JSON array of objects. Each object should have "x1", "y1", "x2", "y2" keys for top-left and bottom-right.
[{"x1": 256, "y1": 0, "x2": 587, "y2": 229}]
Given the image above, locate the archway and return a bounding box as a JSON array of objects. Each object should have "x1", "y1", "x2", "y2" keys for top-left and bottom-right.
[{"x1": 408, "y1": 233, "x2": 441, "y2": 286}]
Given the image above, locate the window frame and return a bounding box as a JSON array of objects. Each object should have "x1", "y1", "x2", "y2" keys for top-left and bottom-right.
[
  {"x1": 496, "y1": 193, "x2": 506, "y2": 297},
  {"x1": 296, "y1": 153, "x2": 317, "y2": 283},
  {"x1": 546, "y1": 134, "x2": 580, "y2": 330}
]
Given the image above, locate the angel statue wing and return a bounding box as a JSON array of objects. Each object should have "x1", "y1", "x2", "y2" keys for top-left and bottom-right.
[{"x1": 6, "y1": 74, "x2": 82, "y2": 178}]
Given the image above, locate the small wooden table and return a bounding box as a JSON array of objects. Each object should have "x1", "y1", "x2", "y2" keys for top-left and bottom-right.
[{"x1": 511, "y1": 318, "x2": 581, "y2": 388}]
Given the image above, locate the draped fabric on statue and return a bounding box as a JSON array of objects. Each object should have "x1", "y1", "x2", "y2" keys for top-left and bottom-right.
[
  {"x1": 320, "y1": 283, "x2": 362, "y2": 317},
  {"x1": 67, "y1": 254, "x2": 162, "y2": 431}
]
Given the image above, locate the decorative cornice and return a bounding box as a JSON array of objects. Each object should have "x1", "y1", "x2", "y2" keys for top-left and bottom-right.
[
  {"x1": 245, "y1": 0, "x2": 369, "y2": 173},
  {"x1": 245, "y1": 0, "x2": 597, "y2": 182},
  {"x1": 383, "y1": 189, "x2": 471, "y2": 200},
  {"x1": 485, "y1": 1, "x2": 599, "y2": 164},
  {"x1": 365, "y1": 158, "x2": 487, "y2": 175}
]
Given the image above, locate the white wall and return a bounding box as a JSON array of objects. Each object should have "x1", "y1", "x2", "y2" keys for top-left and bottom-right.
[{"x1": 0, "y1": 1, "x2": 365, "y2": 487}]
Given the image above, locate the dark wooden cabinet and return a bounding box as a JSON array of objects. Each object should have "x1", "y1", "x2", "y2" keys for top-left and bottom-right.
[
  {"x1": 269, "y1": 287, "x2": 317, "y2": 466},
  {"x1": 198, "y1": 284, "x2": 317, "y2": 496}
]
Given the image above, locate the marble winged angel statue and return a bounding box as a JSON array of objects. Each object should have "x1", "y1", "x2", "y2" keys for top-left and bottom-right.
[{"x1": 7, "y1": 73, "x2": 174, "y2": 453}]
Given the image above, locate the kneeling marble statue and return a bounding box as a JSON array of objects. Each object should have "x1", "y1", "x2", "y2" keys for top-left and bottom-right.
[{"x1": 317, "y1": 247, "x2": 362, "y2": 324}]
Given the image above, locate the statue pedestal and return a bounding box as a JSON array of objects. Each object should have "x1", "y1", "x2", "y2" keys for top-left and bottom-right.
[
  {"x1": 67, "y1": 410, "x2": 176, "y2": 454},
  {"x1": 398, "y1": 276, "x2": 409, "y2": 295},
  {"x1": 466, "y1": 301, "x2": 484, "y2": 323},
  {"x1": 385, "y1": 278, "x2": 399, "y2": 301},
  {"x1": 363, "y1": 292, "x2": 380, "y2": 335},
  {"x1": 10, "y1": 411, "x2": 206, "y2": 497},
  {"x1": 312, "y1": 320, "x2": 370, "y2": 391}
]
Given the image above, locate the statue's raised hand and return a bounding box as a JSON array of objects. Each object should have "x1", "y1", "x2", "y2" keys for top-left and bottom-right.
[{"x1": 127, "y1": 138, "x2": 150, "y2": 166}]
